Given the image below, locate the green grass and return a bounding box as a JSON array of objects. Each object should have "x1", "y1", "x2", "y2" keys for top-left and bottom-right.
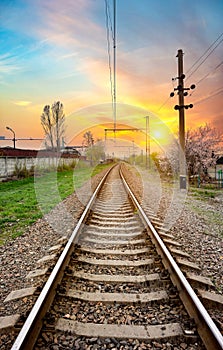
[
  {"x1": 0, "y1": 163, "x2": 110, "y2": 245},
  {"x1": 189, "y1": 186, "x2": 219, "y2": 200}
]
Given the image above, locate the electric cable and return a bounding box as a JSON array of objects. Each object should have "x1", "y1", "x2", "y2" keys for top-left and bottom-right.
[
  {"x1": 186, "y1": 34, "x2": 223, "y2": 81},
  {"x1": 106, "y1": 0, "x2": 114, "y2": 41},
  {"x1": 157, "y1": 96, "x2": 170, "y2": 111},
  {"x1": 186, "y1": 32, "x2": 223, "y2": 75},
  {"x1": 189, "y1": 60, "x2": 223, "y2": 97},
  {"x1": 104, "y1": 0, "x2": 114, "y2": 113},
  {"x1": 196, "y1": 60, "x2": 223, "y2": 86},
  {"x1": 193, "y1": 87, "x2": 223, "y2": 105}
]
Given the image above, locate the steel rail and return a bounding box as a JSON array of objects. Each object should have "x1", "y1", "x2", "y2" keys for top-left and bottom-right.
[
  {"x1": 120, "y1": 167, "x2": 223, "y2": 350},
  {"x1": 11, "y1": 164, "x2": 116, "y2": 350}
]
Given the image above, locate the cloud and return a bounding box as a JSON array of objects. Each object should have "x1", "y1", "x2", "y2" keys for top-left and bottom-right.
[
  {"x1": 12, "y1": 100, "x2": 32, "y2": 106},
  {"x1": 30, "y1": 0, "x2": 105, "y2": 55},
  {"x1": 0, "y1": 53, "x2": 21, "y2": 75},
  {"x1": 57, "y1": 52, "x2": 79, "y2": 61}
]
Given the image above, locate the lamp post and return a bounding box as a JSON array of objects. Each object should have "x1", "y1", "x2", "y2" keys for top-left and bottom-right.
[{"x1": 6, "y1": 126, "x2": 16, "y2": 149}]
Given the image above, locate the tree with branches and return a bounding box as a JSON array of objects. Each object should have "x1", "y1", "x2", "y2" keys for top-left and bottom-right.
[
  {"x1": 185, "y1": 123, "x2": 221, "y2": 177},
  {"x1": 82, "y1": 131, "x2": 94, "y2": 148},
  {"x1": 41, "y1": 101, "x2": 65, "y2": 151},
  {"x1": 154, "y1": 124, "x2": 221, "y2": 180},
  {"x1": 82, "y1": 132, "x2": 105, "y2": 165}
]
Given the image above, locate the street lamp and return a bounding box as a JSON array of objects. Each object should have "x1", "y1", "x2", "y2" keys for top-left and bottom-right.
[{"x1": 6, "y1": 126, "x2": 16, "y2": 149}]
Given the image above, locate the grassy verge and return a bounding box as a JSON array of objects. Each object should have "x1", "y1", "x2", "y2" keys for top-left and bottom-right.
[
  {"x1": 0, "y1": 163, "x2": 110, "y2": 245},
  {"x1": 189, "y1": 186, "x2": 220, "y2": 200}
]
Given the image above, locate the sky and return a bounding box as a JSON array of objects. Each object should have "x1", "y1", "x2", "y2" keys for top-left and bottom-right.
[{"x1": 0, "y1": 0, "x2": 223, "y2": 152}]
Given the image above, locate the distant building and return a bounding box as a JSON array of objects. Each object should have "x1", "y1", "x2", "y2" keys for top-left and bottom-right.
[
  {"x1": 216, "y1": 156, "x2": 223, "y2": 171},
  {"x1": 62, "y1": 146, "x2": 82, "y2": 157},
  {"x1": 0, "y1": 147, "x2": 83, "y2": 179},
  {"x1": 207, "y1": 155, "x2": 223, "y2": 182},
  {"x1": 217, "y1": 156, "x2": 223, "y2": 165}
]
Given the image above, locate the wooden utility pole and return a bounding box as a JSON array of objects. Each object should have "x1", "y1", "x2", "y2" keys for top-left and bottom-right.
[
  {"x1": 177, "y1": 49, "x2": 186, "y2": 189},
  {"x1": 145, "y1": 116, "x2": 150, "y2": 169},
  {"x1": 170, "y1": 49, "x2": 195, "y2": 189}
]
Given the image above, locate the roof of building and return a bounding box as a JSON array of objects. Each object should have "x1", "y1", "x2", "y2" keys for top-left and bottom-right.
[
  {"x1": 217, "y1": 156, "x2": 223, "y2": 164},
  {"x1": 0, "y1": 147, "x2": 80, "y2": 158}
]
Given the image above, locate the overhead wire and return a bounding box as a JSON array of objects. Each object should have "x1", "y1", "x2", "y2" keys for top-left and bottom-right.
[
  {"x1": 157, "y1": 75, "x2": 177, "y2": 111},
  {"x1": 106, "y1": 0, "x2": 114, "y2": 41},
  {"x1": 157, "y1": 97, "x2": 170, "y2": 111},
  {"x1": 186, "y1": 33, "x2": 223, "y2": 81},
  {"x1": 186, "y1": 32, "x2": 223, "y2": 75},
  {"x1": 193, "y1": 87, "x2": 223, "y2": 105},
  {"x1": 104, "y1": 0, "x2": 114, "y2": 114},
  {"x1": 196, "y1": 60, "x2": 223, "y2": 86},
  {"x1": 159, "y1": 33, "x2": 223, "y2": 111},
  {"x1": 189, "y1": 59, "x2": 223, "y2": 97}
]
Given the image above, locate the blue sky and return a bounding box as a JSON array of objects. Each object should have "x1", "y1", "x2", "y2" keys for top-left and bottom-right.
[{"x1": 0, "y1": 0, "x2": 222, "y2": 148}]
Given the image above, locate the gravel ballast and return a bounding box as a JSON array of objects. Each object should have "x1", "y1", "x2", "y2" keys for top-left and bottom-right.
[{"x1": 0, "y1": 163, "x2": 222, "y2": 348}]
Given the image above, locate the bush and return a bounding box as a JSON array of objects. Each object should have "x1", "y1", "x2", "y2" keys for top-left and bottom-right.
[
  {"x1": 13, "y1": 163, "x2": 29, "y2": 178},
  {"x1": 57, "y1": 160, "x2": 77, "y2": 172}
]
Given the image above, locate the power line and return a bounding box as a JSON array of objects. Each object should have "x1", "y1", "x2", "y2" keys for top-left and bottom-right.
[
  {"x1": 193, "y1": 87, "x2": 223, "y2": 105},
  {"x1": 157, "y1": 78, "x2": 177, "y2": 111},
  {"x1": 104, "y1": 0, "x2": 114, "y2": 113},
  {"x1": 189, "y1": 59, "x2": 223, "y2": 98},
  {"x1": 157, "y1": 96, "x2": 170, "y2": 111},
  {"x1": 196, "y1": 59, "x2": 223, "y2": 86},
  {"x1": 186, "y1": 33, "x2": 223, "y2": 81},
  {"x1": 186, "y1": 32, "x2": 223, "y2": 75},
  {"x1": 158, "y1": 34, "x2": 223, "y2": 112},
  {"x1": 106, "y1": 0, "x2": 114, "y2": 41}
]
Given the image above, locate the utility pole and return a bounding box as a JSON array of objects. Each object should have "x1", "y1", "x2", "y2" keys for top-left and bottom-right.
[
  {"x1": 132, "y1": 140, "x2": 135, "y2": 165},
  {"x1": 145, "y1": 116, "x2": 150, "y2": 169},
  {"x1": 178, "y1": 50, "x2": 186, "y2": 189},
  {"x1": 170, "y1": 49, "x2": 195, "y2": 189}
]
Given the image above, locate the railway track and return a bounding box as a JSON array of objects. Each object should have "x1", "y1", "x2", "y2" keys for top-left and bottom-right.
[{"x1": 6, "y1": 164, "x2": 223, "y2": 349}]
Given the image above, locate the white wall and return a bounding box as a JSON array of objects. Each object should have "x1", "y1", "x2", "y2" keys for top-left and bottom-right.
[{"x1": 0, "y1": 156, "x2": 76, "y2": 179}]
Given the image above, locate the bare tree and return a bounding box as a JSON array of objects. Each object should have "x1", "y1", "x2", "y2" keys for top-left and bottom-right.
[
  {"x1": 82, "y1": 132, "x2": 105, "y2": 165},
  {"x1": 41, "y1": 105, "x2": 54, "y2": 149},
  {"x1": 41, "y1": 101, "x2": 65, "y2": 151},
  {"x1": 82, "y1": 131, "x2": 94, "y2": 148}
]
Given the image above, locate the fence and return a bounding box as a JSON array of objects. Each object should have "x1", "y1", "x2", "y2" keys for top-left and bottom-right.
[
  {"x1": 0, "y1": 155, "x2": 78, "y2": 179},
  {"x1": 190, "y1": 170, "x2": 223, "y2": 189}
]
